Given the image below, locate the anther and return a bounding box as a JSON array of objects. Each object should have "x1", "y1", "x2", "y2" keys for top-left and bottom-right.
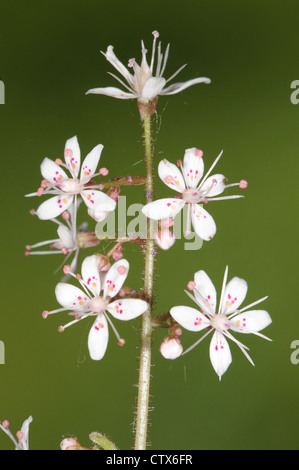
[
  {"x1": 118, "y1": 338, "x2": 125, "y2": 347},
  {"x1": 2, "y1": 420, "x2": 10, "y2": 429},
  {"x1": 62, "y1": 211, "x2": 70, "y2": 220},
  {"x1": 42, "y1": 310, "x2": 49, "y2": 319},
  {"x1": 128, "y1": 58, "x2": 135, "y2": 68},
  {"x1": 99, "y1": 168, "x2": 109, "y2": 176},
  {"x1": 239, "y1": 180, "x2": 248, "y2": 189},
  {"x1": 58, "y1": 326, "x2": 65, "y2": 333},
  {"x1": 63, "y1": 265, "x2": 71, "y2": 275},
  {"x1": 187, "y1": 281, "x2": 196, "y2": 291},
  {"x1": 55, "y1": 158, "x2": 62, "y2": 165}
]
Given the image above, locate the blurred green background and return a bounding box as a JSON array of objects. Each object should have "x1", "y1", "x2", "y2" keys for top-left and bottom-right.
[{"x1": 0, "y1": 0, "x2": 298, "y2": 450}]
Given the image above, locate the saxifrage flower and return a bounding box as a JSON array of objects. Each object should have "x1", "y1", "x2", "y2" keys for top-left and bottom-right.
[
  {"x1": 142, "y1": 147, "x2": 247, "y2": 241},
  {"x1": 26, "y1": 136, "x2": 116, "y2": 222},
  {"x1": 86, "y1": 30, "x2": 211, "y2": 103},
  {"x1": 169, "y1": 266, "x2": 272, "y2": 380},
  {"x1": 44, "y1": 255, "x2": 148, "y2": 360}
]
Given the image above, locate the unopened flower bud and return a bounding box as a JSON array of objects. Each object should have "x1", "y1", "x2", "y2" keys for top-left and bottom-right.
[
  {"x1": 96, "y1": 254, "x2": 111, "y2": 272},
  {"x1": 160, "y1": 337, "x2": 183, "y2": 360},
  {"x1": 60, "y1": 437, "x2": 81, "y2": 450},
  {"x1": 111, "y1": 250, "x2": 123, "y2": 261}
]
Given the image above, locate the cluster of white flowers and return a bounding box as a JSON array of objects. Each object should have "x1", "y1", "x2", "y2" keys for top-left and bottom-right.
[{"x1": 0, "y1": 30, "x2": 272, "y2": 450}]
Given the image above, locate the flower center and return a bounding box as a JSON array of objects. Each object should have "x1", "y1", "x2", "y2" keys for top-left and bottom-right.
[
  {"x1": 59, "y1": 179, "x2": 82, "y2": 194},
  {"x1": 88, "y1": 297, "x2": 109, "y2": 314},
  {"x1": 211, "y1": 313, "x2": 230, "y2": 332},
  {"x1": 182, "y1": 188, "x2": 202, "y2": 204}
]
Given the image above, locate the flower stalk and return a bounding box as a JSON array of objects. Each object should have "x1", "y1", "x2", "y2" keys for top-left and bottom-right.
[{"x1": 134, "y1": 111, "x2": 155, "y2": 450}]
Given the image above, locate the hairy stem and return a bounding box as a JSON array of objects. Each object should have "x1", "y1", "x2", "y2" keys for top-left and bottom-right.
[{"x1": 134, "y1": 114, "x2": 155, "y2": 450}]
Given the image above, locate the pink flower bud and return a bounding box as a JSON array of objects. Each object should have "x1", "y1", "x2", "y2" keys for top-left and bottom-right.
[
  {"x1": 111, "y1": 250, "x2": 123, "y2": 261},
  {"x1": 160, "y1": 338, "x2": 183, "y2": 360},
  {"x1": 60, "y1": 437, "x2": 81, "y2": 451},
  {"x1": 96, "y1": 254, "x2": 111, "y2": 272}
]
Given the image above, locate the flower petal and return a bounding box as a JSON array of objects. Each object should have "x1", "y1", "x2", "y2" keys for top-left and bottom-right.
[
  {"x1": 64, "y1": 136, "x2": 81, "y2": 177},
  {"x1": 104, "y1": 45, "x2": 134, "y2": 86},
  {"x1": 230, "y1": 310, "x2": 272, "y2": 334},
  {"x1": 104, "y1": 259, "x2": 130, "y2": 299},
  {"x1": 158, "y1": 160, "x2": 185, "y2": 193},
  {"x1": 86, "y1": 86, "x2": 135, "y2": 99},
  {"x1": 160, "y1": 77, "x2": 211, "y2": 95},
  {"x1": 81, "y1": 255, "x2": 101, "y2": 296},
  {"x1": 80, "y1": 144, "x2": 104, "y2": 183},
  {"x1": 57, "y1": 225, "x2": 75, "y2": 250},
  {"x1": 194, "y1": 270, "x2": 217, "y2": 313},
  {"x1": 107, "y1": 298, "x2": 148, "y2": 321},
  {"x1": 191, "y1": 203, "x2": 216, "y2": 241},
  {"x1": 40, "y1": 158, "x2": 68, "y2": 184},
  {"x1": 209, "y1": 331, "x2": 232, "y2": 380},
  {"x1": 55, "y1": 282, "x2": 90, "y2": 310},
  {"x1": 199, "y1": 174, "x2": 226, "y2": 197},
  {"x1": 141, "y1": 77, "x2": 166, "y2": 101},
  {"x1": 81, "y1": 189, "x2": 116, "y2": 212},
  {"x1": 220, "y1": 276, "x2": 248, "y2": 315},
  {"x1": 88, "y1": 313, "x2": 109, "y2": 360},
  {"x1": 36, "y1": 195, "x2": 74, "y2": 220},
  {"x1": 18, "y1": 416, "x2": 33, "y2": 450},
  {"x1": 170, "y1": 305, "x2": 211, "y2": 332},
  {"x1": 142, "y1": 198, "x2": 185, "y2": 220},
  {"x1": 182, "y1": 148, "x2": 204, "y2": 188}
]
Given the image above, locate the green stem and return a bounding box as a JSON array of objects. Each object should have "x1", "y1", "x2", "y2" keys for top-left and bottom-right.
[{"x1": 134, "y1": 114, "x2": 155, "y2": 450}]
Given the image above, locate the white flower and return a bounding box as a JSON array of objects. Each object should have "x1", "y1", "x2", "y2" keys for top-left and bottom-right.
[
  {"x1": 25, "y1": 211, "x2": 100, "y2": 276},
  {"x1": 142, "y1": 148, "x2": 247, "y2": 241},
  {"x1": 86, "y1": 30, "x2": 211, "y2": 103},
  {"x1": 0, "y1": 416, "x2": 33, "y2": 450},
  {"x1": 26, "y1": 136, "x2": 116, "y2": 221},
  {"x1": 169, "y1": 267, "x2": 272, "y2": 380},
  {"x1": 44, "y1": 255, "x2": 148, "y2": 360}
]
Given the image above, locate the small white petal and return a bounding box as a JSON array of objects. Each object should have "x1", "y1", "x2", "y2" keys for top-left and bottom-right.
[
  {"x1": 209, "y1": 331, "x2": 232, "y2": 380},
  {"x1": 86, "y1": 86, "x2": 135, "y2": 99},
  {"x1": 107, "y1": 298, "x2": 148, "y2": 321},
  {"x1": 104, "y1": 45, "x2": 134, "y2": 86},
  {"x1": 55, "y1": 282, "x2": 89, "y2": 310},
  {"x1": 230, "y1": 310, "x2": 272, "y2": 334},
  {"x1": 40, "y1": 158, "x2": 68, "y2": 184},
  {"x1": 104, "y1": 259, "x2": 130, "y2": 299},
  {"x1": 141, "y1": 77, "x2": 166, "y2": 101},
  {"x1": 36, "y1": 195, "x2": 74, "y2": 220},
  {"x1": 191, "y1": 203, "x2": 216, "y2": 241},
  {"x1": 158, "y1": 160, "x2": 185, "y2": 193},
  {"x1": 199, "y1": 174, "x2": 226, "y2": 197},
  {"x1": 64, "y1": 136, "x2": 81, "y2": 177},
  {"x1": 81, "y1": 189, "x2": 116, "y2": 212},
  {"x1": 80, "y1": 144, "x2": 104, "y2": 183},
  {"x1": 220, "y1": 277, "x2": 248, "y2": 315},
  {"x1": 183, "y1": 148, "x2": 204, "y2": 188},
  {"x1": 57, "y1": 225, "x2": 75, "y2": 250},
  {"x1": 81, "y1": 255, "x2": 101, "y2": 296},
  {"x1": 170, "y1": 305, "x2": 210, "y2": 332},
  {"x1": 142, "y1": 198, "x2": 185, "y2": 220},
  {"x1": 194, "y1": 270, "x2": 217, "y2": 313},
  {"x1": 160, "y1": 77, "x2": 211, "y2": 95},
  {"x1": 88, "y1": 314, "x2": 109, "y2": 360}
]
